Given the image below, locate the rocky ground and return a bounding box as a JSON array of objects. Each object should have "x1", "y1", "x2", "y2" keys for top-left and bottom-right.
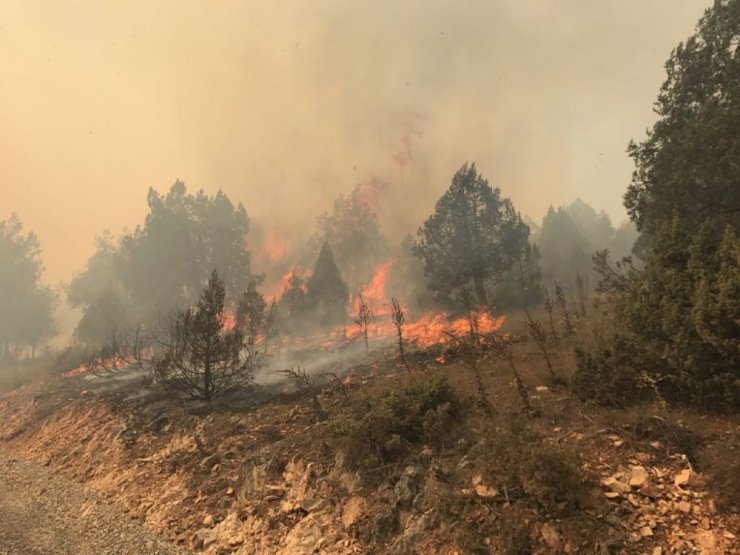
[
  {"x1": 0, "y1": 451, "x2": 188, "y2": 555},
  {"x1": 0, "y1": 334, "x2": 737, "y2": 554}
]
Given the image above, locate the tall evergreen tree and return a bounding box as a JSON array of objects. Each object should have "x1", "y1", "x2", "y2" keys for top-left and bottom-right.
[
  {"x1": 305, "y1": 242, "x2": 349, "y2": 328},
  {"x1": 414, "y1": 163, "x2": 530, "y2": 306}
]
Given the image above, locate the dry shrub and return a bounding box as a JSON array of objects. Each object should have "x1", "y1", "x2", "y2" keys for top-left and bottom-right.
[
  {"x1": 631, "y1": 414, "x2": 701, "y2": 461},
  {"x1": 706, "y1": 452, "x2": 740, "y2": 512},
  {"x1": 702, "y1": 432, "x2": 740, "y2": 512},
  {"x1": 331, "y1": 377, "x2": 462, "y2": 471},
  {"x1": 471, "y1": 416, "x2": 589, "y2": 513}
]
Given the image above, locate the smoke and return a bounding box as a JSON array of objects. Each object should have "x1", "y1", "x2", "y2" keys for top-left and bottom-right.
[{"x1": 0, "y1": 0, "x2": 711, "y2": 284}]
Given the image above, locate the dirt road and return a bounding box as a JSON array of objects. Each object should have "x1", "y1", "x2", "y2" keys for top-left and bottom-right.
[{"x1": 0, "y1": 451, "x2": 187, "y2": 555}]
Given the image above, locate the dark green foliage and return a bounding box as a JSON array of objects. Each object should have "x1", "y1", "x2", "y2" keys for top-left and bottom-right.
[
  {"x1": 625, "y1": 0, "x2": 740, "y2": 236},
  {"x1": 589, "y1": 220, "x2": 740, "y2": 409},
  {"x1": 0, "y1": 214, "x2": 55, "y2": 359},
  {"x1": 414, "y1": 163, "x2": 531, "y2": 306},
  {"x1": 332, "y1": 378, "x2": 461, "y2": 470},
  {"x1": 304, "y1": 242, "x2": 349, "y2": 328},
  {"x1": 572, "y1": 340, "x2": 647, "y2": 408},
  {"x1": 578, "y1": 2, "x2": 740, "y2": 411},
  {"x1": 154, "y1": 270, "x2": 253, "y2": 401}
]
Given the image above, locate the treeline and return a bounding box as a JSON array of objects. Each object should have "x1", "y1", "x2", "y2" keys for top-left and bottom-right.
[
  {"x1": 574, "y1": 0, "x2": 740, "y2": 411},
  {"x1": 0, "y1": 176, "x2": 636, "y2": 363}
]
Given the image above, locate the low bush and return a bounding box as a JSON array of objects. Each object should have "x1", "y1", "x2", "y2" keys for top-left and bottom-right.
[
  {"x1": 471, "y1": 417, "x2": 589, "y2": 513},
  {"x1": 331, "y1": 377, "x2": 462, "y2": 470},
  {"x1": 571, "y1": 337, "x2": 647, "y2": 408}
]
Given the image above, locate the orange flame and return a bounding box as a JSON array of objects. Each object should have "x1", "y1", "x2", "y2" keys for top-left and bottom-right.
[
  {"x1": 339, "y1": 304, "x2": 504, "y2": 349},
  {"x1": 352, "y1": 258, "x2": 395, "y2": 314},
  {"x1": 65, "y1": 355, "x2": 133, "y2": 377}
]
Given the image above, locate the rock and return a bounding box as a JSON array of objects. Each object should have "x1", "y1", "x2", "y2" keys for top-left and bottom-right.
[
  {"x1": 202, "y1": 514, "x2": 214, "y2": 527},
  {"x1": 394, "y1": 465, "x2": 424, "y2": 508},
  {"x1": 263, "y1": 485, "x2": 285, "y2": 497},
  {"x1": 674, "y1": 468, "x2": 705, "y2": 488},
  {"x1": 282, "y1": 515, "x2": 325, "y2": 554},
  {"x1": 541, "y1": 523, "x2": 562, "y2": 552},
  {"x1": 678, "y1": 501, "x2": 691, "y2": 513},
  {"x1": 602, "y1": 476, "x2": 631, "y2": 494},
  {"x1": 629, "y1": 465, "x2": 649, "y2": 488},
  {"x1": 652, "y1": 547, "x2": 662, "y2": 555},
  {"x1": 474, "y1": 484, "x2": 497, "y2": 498},
  {"x1": 342, "y1": 496, "x2": 366, "y2": 529},
  {"x1": 389, "y1": 510, "x2": 433, "y2": 553},
  {"x1": 200, "y1": 454, "x2": 220, "y2": 470},
  {"x1": 640, "y1": 526, "x2": 653, "y2": 537},
  {"x1": 471, "y1": 474, "x2": 483, "y2": 487}
]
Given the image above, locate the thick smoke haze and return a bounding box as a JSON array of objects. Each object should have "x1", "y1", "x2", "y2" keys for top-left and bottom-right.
[{"x1": 1, "y1": 0, "x2": 711, "y2": 283}]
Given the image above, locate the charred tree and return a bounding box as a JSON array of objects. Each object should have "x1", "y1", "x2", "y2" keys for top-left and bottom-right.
[
  {"x1": 575, "y1": 270, "x2": 588, "y2": 317},
  {"x1": 456, "y1": 286, "x2": 479, "y2": 342},
  {"x1": 355, "y1": 292, "x2": 374, "y2": 355},
  {"x1": 543, "y1": 287, "x2": 558, "y2": 338},
  {"x1": 524, "y1": 310, "x2": 558, "y2": 384},
  {"x1": 554, "y1": 281, "x2": 574, "y2": 335},
  {"x1": 390, "y1": 297, "x2": 408, "y2": 370},
  {"x1": 263, "y1": 299, "x2": 279, "y2": 354}
]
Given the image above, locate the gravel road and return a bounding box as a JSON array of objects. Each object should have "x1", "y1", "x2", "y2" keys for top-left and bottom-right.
[{"x1": 0, "y1": 451, "x2": 188, "y2": 555}]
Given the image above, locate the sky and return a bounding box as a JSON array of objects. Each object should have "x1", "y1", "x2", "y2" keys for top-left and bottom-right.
[{"x1": 0, "y1": 0, "x2": 713, "y2": 284}]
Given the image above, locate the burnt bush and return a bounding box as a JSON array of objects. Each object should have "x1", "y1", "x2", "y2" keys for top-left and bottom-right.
[{"x1": 331, "y1": 377, "x2": 462, "y2": 470}]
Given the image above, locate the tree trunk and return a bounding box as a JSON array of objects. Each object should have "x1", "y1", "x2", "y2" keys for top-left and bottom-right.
[
  {"x1": 204, "y1": 356, "x2": 212, "y2": 402},
  {"x1": 473, "y1": 274, "x2": 488, "y2": 306}
]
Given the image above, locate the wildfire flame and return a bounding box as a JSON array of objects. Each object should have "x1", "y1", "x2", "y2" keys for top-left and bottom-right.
[
  {"x1": 352, "y1": 258, "x2": 395, "y2": 314},
  {"x1": 64, "y1": 355, "x2": 134, "y2": 377}
]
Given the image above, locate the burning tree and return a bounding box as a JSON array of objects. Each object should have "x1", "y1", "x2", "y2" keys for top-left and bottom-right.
[
  {"x1": 355, "y1": 292, "x2": 374, "y2": 354},
  {"x1": 543, "y1": 287, "x2": 558, "y2": 338},
  {"x1": 154, "y1": 270, "x2": 254, "y2": 401},
  {"x1": 414, "y1": 163, "x2": 530, "y2": 306}
]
